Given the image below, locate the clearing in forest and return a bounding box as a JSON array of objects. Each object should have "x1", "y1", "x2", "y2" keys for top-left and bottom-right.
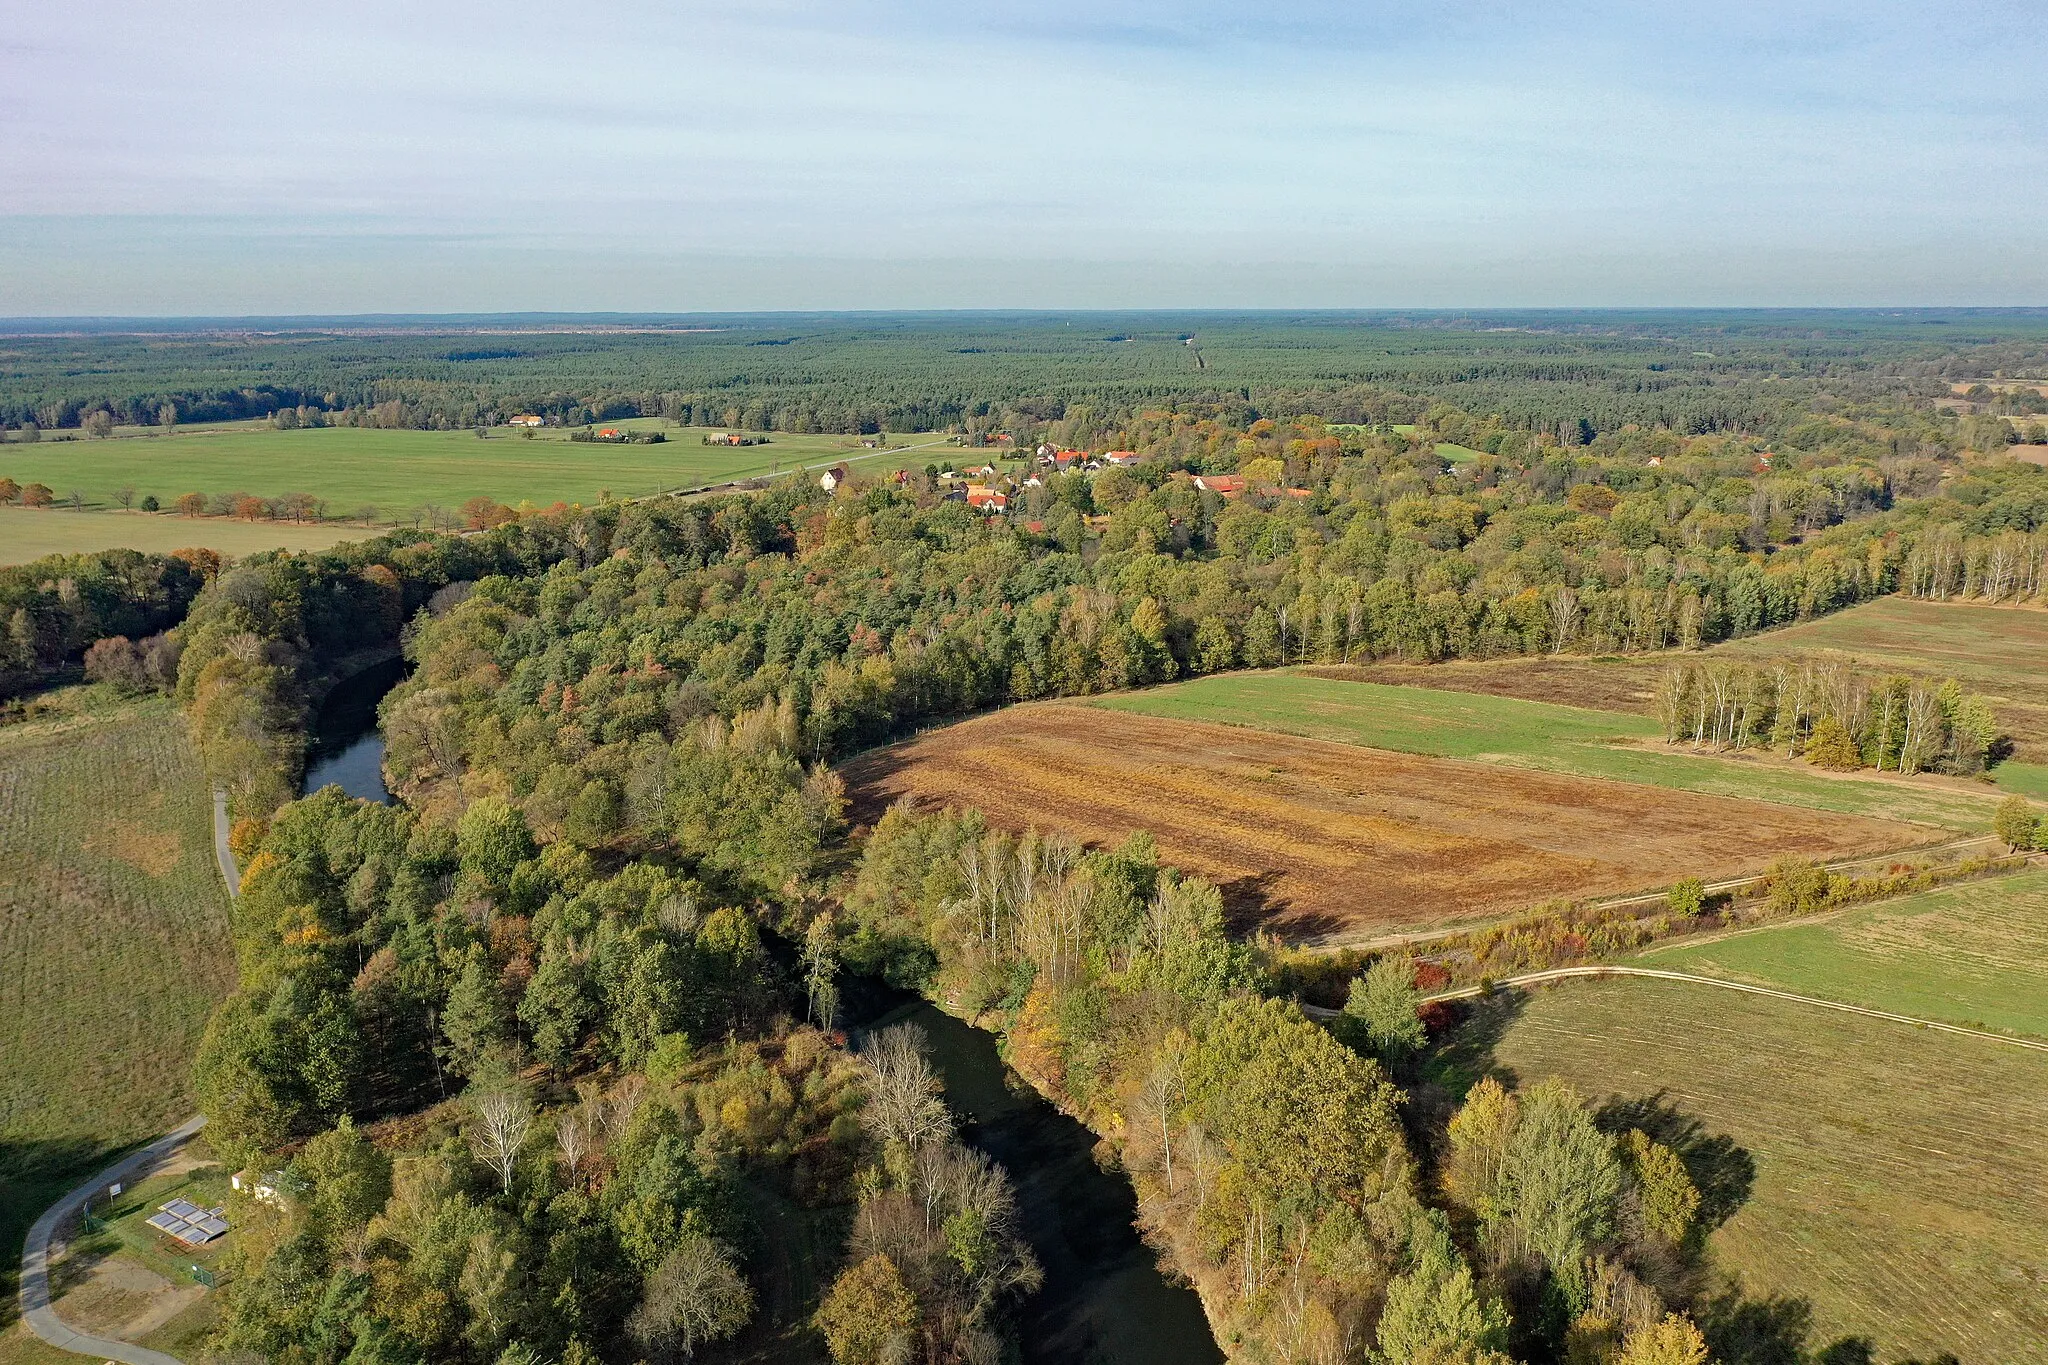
[
  {"x1": 0, "y1": 691, "x2": 234, "y2": 1297},
  {"x1": 1100, "y1": 672, "x2": 2003, "y2": 830},
  {"x1": 840, "y1": 703, "x2": 1931, "y2": 941},
  {"x1": 1442, "y1": 976, "x2": 2048, "y2": 1363},
  {"x1": 1638, "y1": 867, "x2": 2048, "y2": 1040},
  {"x1": 0, "y1": 419, "x2": 949, "y2": 522}
]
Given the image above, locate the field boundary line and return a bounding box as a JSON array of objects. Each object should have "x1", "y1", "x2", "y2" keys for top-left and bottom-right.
[
  {"x1": 212, "y1": 789, "x2": 238, "y2": 898},
  {"x1": 1420, "y1": 965, "x2": 2048, "y2": 1053},
  {"x1": 19, "y1": 1115, "x2": 207, "y2": 1365},
  {"x1": 630, "y1": 435, "x2": 958, "y2": 505}
]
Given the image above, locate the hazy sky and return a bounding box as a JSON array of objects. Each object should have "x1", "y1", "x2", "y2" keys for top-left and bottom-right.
[{"x1": 4, "y1": 1, "x2": 2044, "y2": 313}]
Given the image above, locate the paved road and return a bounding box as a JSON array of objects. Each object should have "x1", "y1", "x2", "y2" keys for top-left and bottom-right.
[
  {"x1": 1418, "y1": 964, "x2": 2048, "y2": 1053},
  {"x1": 20, "y1": 1116, "x2": 208, "y2": 1365},
  {"x1": 211, "y1": 789, "x2": 238, "y2": 898}
]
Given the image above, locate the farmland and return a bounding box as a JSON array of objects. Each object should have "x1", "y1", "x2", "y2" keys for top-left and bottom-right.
[
  {"x1": 0, "y1": 419, "x2": 951, "y2": 522},
  {"x1": 0, "y1": 691, "x2": 234, "y2": 1300},
  {"x1": 1638, "y1": 867, "x2": 2048, "y2": 1039},
  {"x1": 840, "y1": 702, "x2": 1929, "y2": 940},
  {"x1": 1443, "y1": 976, "x2": 2048, "y2": 1362},
  {"x1": 0, "y1": 505, "x2": 365, "y2": 566},
  {"x1": 1099, "y1": 671, "x2": 2004, "y2": 830}
]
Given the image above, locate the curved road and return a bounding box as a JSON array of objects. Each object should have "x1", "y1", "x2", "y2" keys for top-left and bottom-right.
[
  {"x1": 20, "y1": 1115, "x2": 207, "y2": 1365},
  {"x1": 1420, "y1": 965, "x2": 2048, "y2": 1053}
]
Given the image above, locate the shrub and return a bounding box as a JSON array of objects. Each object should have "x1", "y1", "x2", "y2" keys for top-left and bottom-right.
[
  {"x1": 1666, "y1": 877, "x2": 1705, "y2": 918},
  {"x1": 1803, "y1": 716, "x2": 1863, "y2": 769}
]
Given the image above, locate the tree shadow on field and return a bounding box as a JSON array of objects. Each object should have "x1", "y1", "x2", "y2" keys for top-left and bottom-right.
[
  {"x1": 1417, "y1": 990, "x2": 1530, "y2": 1100},
  {"x1": 1694, "y1": 1284, "x2": 1816, "y2": 1365},
  {"x1": 1218, "y1": 869, "x2": 1292, "y2": 935},
  {"x1": 0, "y1": 1133, "x2": 137, "y2": 1330},
  {"x1": 1594, "y1": 1092, "x2": 1756, "y2": 1232}
]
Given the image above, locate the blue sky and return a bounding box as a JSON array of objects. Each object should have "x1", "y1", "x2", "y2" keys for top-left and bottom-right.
[{"x1": 3, "y1": 1, "x2": 2043, "y2": 313}]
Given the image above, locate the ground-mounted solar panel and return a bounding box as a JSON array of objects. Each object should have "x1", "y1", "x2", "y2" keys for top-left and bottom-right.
[
  {"x1": 191, "y1": 1216, "x2": 229, "y2": 1240},
  {"x1": 163, "y1": 1198, "x2": 203, "y2": 1219},
  {"x1": 146, "y1": 1212, "x2": 190, "y2": 1236}
]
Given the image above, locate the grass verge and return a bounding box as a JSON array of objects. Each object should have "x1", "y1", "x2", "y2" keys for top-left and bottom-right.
[{"x1": 1437, "y1": 975, "x2": 2048, "y2": 1363}]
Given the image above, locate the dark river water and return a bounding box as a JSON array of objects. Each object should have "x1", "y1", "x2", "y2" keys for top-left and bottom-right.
[
  {"x1": 845, "y1": 985, "x2": 1222, "y2": 1365},
  {"x1": 305, "y1": 667, "x2": 1222, "y2": 1363},
  {"x1": 301, "y1": 657, "x2": 404, "y2": 802}
]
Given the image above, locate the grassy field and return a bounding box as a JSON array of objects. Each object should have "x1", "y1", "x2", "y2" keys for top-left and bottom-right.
[
  {"x1": 0, "y1": 504, "x2": 367, "y2": 566},
  {"x1": 1638, "y1": 868, "x2": 2048, "y2": 1039},
  {"x1": 1442, "y1": 976, "x2": 2048, "y2": 1362},
  {"x1": 0, "y1": 419, "x2": 954, "y2": 520},
  {"x1": 1713, "y1": 596, "x2": 2048, "y2": 761},
  {"x1": 1100, "y1": 672, "x2": 2001, "y2": 830},
  {"x1": 0, "y1": 690, "x2": 234, "y2": 1309},
  {"x1": 842, "y1": 702, "x2": 1927, "y2": 940}
]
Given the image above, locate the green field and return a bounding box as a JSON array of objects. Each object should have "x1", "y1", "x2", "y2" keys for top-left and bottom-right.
[
  {"x1": 0, "y1": 505, "x2": 368, "y2": 566},
  {"x1": 0, "y1": 420, "x2": 954, "y2": 521},
  {"x1": 1714, "y1": 595, "x2": 2048, "y2": 762},
  {"x1": 1443, "y1": 976, "x2": 2048, "y2": 1362},
  {"x1": 0, "y1": 691, "x2": 234, "y2": 1306},
  {"x1": 1639, "y1": 868, "x2": 2048, "y2": 1039},
  {"x1": 1098, "y1": 672, "x2": 2001, "y2": 830}
]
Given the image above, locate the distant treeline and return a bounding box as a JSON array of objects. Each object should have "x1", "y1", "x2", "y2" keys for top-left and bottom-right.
[{"x1": 6, "y1": 311, "x2": 2048, "y2": 445}]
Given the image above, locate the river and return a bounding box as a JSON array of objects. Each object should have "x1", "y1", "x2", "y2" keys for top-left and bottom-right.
[
  {"x1": 303, "y1": 669, "x2": 1222, "y2": 1363},
  {"x1": 846, "y1": 985, "x2": 1222, "y2": 1365},
  {"x1": 301, "y1": 657, "x2": 404, "y2": 802}
]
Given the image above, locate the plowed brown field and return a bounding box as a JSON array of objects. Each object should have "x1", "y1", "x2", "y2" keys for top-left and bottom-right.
[{"x1": 841, "y1": 704, "x2": 1933, "y2": 940}]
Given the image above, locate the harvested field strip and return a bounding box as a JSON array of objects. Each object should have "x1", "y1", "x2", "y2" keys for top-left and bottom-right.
[
  {"x1": 1456, "y1": 976, "x2": 2048, "y2": 1362},
  {"x1": 1639, "y1": 867, "x2": 2048, "y2": 1039},
  {"x1": 0, "y1": 694, "x2": 234, "y2": 1294},
  {"x1": 840, "y1": 704, "x2": 1931, "y2": 940},
  {"x1": 1100, "y1": 672, "x2": 1999, "y2": 830}
]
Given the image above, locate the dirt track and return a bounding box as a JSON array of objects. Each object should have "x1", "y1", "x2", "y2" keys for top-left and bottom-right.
[{"x1": 842, "y1": 705, "x2": 1933, "y2": 939}]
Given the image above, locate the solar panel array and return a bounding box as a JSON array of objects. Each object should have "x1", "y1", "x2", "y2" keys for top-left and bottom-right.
[{"x1": 144, "y1": 1198, "x2": 228, "y2": 1245}]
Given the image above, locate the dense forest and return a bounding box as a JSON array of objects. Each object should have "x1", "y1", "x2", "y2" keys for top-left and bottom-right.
[
  {"x1": 84, "y1": 369, "x2": 2033, "y2": 1365},
  {"x1": 4, "y1": 310, "x2": 2048, "y2": 444}
]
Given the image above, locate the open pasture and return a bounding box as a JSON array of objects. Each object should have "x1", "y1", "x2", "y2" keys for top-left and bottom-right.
[
  {"x1": 0, "y1": 420, "x2": 949, "y2": 522},
  {"x1": 1449, "y1": 976, "x2": 2048, "y2": 1362},
  {"x1": 1101, "y1": 671, "x2": 2001, "y2": 830},
  {"x1": 1639, "y1": 867, "x2": 2048, "y2": 1039},
  {"x1": 840, "y1": 703, "x2": 1928, "y2": 941},
  {"x1": 0, "y1": 504, "x2": 366, "y2": 566},
  {"x1": 0, "y1": 692, "x2": 234, "y2": 1296}
]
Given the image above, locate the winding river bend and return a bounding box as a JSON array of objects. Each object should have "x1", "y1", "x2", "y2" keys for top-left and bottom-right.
[
  {"x1": 301, "y1": 671, "x2": 1223, "y2": 1363},
  {"x1": 301, "y1": 657, "x2": 404, "y2": 802}
]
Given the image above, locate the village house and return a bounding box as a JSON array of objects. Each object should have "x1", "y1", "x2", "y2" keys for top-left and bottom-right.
[
  {"x1": 1194, "y1": 473, "x2": 1246, "y2": 496},
  {"x1": 966, "y1": 485, "x2": 1009, "y2": 512},
  {"x1": 507, "y1": 414, "x2": 544, "y2": 427},
  {"x1": 819, "y1": 463, "x2": 851, "y2": 491},
  {"x1": 1102, "y1": 450, "x2": 1139, "y2": 467}
]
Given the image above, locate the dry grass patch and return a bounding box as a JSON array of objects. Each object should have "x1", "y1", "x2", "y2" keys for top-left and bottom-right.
[{"x1": 842, "y1": 704, "x2": 1928, "y2": 940}]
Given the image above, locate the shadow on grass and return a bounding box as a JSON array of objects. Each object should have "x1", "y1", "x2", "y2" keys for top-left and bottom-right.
[
  {"x1": 0, "y1": 1134, "x2": 141, "y2": 1328},
  {"x1": 1594, "y1": 1092, "x2": 1757, "y2": 1232}
]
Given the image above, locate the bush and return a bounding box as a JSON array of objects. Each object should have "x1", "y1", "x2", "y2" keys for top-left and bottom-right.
[
  {"x1": 1803, "y1": 716, "x2": 1863, "y2": 769},
  {"x1": 1994, "y1": 795, "x2": 2040, "y2": 853},
  {"x1": 1666, "y1": 877, "x2": 1706, "y2": 918}
]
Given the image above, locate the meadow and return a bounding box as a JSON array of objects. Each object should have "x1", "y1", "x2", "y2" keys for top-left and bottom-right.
[
  {"x1": 1443, "y1": 976, "x2": 2048, "y2": 1363},
  {"x1": 840, "y1": 702, "x2": 1927, "y2": 940},
  {"x1": 0, "y1": 504, "x2": 366, "y2": 566},
  {"x1": 0, "y1": 691, "x2": 234, "y2": 1305},
  {"x1": 1099, "y1": 671, "x2": 2003, "y2": 830},
  {"x1": 1638, "y1": 867, "x2": 2048, "y2": 1039},
  {"x1": 0, "y1": 419, "x2": 952, "y2": 522}
]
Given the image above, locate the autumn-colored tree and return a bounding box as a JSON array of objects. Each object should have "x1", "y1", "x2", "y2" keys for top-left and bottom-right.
[
  {"x1": 815, "y1": 1253, "x2": 918, "y2": 1365},
  {"x1": 1618, "y1": 1313, "x2": 1710, "y2": 1365},
  {"x1": 235, "y1": 495, "x2": 269, "y2": 521},
  {"x1": 1622, "y1": 1129, "x2": 1700, "y2": 1244},
  {"x1": 21, "y1": 482, "x2": 53, "y2": 507},
  {"x1": 0, "y1": 477, "x2": 18, "y2": 504},
  {"x1": 1803, "y1": 715, "x2": 1863, "y2": 769},
  {"x1": 463, "y1": 496, "x2": 515, "y2": 530},
  {"x1": 1994, "y1": 794, "x2": 2039, "y2": 853},
  {"x1": 174, "y1": 492, "x2": 206, "y2": 517}
]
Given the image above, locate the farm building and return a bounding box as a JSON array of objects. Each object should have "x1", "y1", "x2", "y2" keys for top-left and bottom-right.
[{"x1": 507, "y1": 414, "x2": 544, "y2": 427}]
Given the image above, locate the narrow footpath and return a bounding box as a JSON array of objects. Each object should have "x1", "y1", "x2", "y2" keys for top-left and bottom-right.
[
  {"x1": 19, "y1": 1116, "x2": 208, "y2": 1365},
  {"x1": 211, "y1": 789, "x2": 238, "y2": 898}
]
